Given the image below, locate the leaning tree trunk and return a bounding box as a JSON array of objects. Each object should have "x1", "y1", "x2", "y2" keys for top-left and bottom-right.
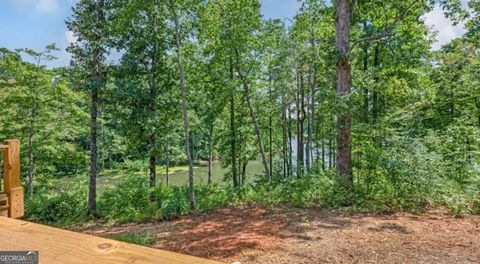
[
  {"x1": 335, "y1": 0, "x2": 353, "y2": 189},
  {"x1": 171, "y1": 2, "x2": 195, "y2": 210},
  {"x1": 233, "y1": 48, "x2": 271, "y2": 179},
  {"x1": 243, "y1": 80, "x2": 271, "y2": 179}
]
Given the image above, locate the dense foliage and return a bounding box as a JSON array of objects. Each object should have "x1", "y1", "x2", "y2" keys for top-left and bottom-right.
[{"x1": 1, "y1": 0, "x2": 479, "y2": 225}]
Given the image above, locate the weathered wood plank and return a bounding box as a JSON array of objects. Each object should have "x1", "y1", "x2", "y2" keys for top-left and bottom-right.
[{"x1": 0, "y1": 217, "x2": 220, "y2": 264}]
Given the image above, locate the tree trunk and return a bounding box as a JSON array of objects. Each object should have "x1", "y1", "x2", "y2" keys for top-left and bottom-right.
[
  {"x1": 229, "y1": 60, "x2": 239, "y2": 188},
  {"x1": 268, "y1": 75, "x2": 273, "y2": 182},
  {"x1": 328, "y1": 135, "x2": 333, "y2": 169},
  {"x1": 243, "y1": 81, "x2": 271, "y2": 179},
  {"x1": 335, "y1": 0, "x2": 353, "y2": 189},
  {"x1": 87, "y1": 0, "x2": 105, "y2": 214},
  {"x1": 241, "y1": 159, "x2": 248, "y2": 186},
  {"x1": 149, "y1": 133, "x2": 156, "y2": 188},
  {"x1": 282, "y1": 100, "x2": 288, "y2": 178},
  {"x1": 306, "y1": 100, "x2": 311, "y2": 173},
  {"x1": 372, "y1": 45, "x2": 380, "y2": 123},
  {"x1": 233, "y1": 48, "x2": 271, "y2": 179},
  {"x1": 309, "y1": 37, "x2": 317, "y2": 170},
  {"x1": 287, "y1": 105, "x2": 293, "y2": 177},
  {"x1": 208, "y1": 125, "x2": 213, "y2": 185},
  {"x1": 309, "y1": 73, "x2": 316, "y2": 167},
  {"x1": 148, "y1": 6, "x2": 159, "y2": 199},
  {"x1": 165, "y1": 138, "x2": 169, "y2": 186},
  {"x1": 27, "y1": 128, "x2": 34, "y2": 196},
  {"x1": 363, "y1": 42, "x2": 369, "y2": 123},
  {"x1": 171, "y1": 2, "x2": 195, "y2": 210},
  {"x1": 88, "y1": 71, "x2": 99, "y2": 215},
  {"x1": 321, "y1": 115, "x2": 325, "y2": 171},
  {"x1": 27, "y1": 58, "x2": 42, "y2": 196},
  {"x1": 296, "y1": 72, "x2": 305, "y2": 177}
]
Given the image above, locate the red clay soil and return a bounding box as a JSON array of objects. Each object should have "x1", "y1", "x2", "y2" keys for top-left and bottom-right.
[{"x1": 83, "y1": 205, "x2": 480, "y2": 263}]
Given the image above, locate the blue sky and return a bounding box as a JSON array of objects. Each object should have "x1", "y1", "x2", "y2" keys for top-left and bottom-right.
[{"x1": 0, "y1": 0, "x2": 466, "y2": 68}]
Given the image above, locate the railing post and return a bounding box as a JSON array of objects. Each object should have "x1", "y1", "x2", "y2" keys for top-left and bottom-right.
[{"x1": 2, "y1": 140, "x2": 24, "y2": 219}]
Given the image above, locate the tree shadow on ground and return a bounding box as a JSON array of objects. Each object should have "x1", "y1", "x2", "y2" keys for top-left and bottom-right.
[{"x1": 84, "y1": 206, "x2": 420, "y2": 261}]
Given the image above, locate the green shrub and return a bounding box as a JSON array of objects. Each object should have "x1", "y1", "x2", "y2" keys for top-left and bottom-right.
[
  {"x1": 24, "y1": 180, "x2": 89, "y2": 225},
  {"x1": 98, "y1": 174, "x2": 160, "y2": 223},
  {"x1": 155, "y1": 186, "x2": 189, "y2": 219}
]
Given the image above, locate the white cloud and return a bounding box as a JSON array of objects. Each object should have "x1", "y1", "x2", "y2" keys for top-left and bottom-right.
[
  {"x1": 7, "y1": 0, "x2": 59, "y2": 13},
  {"x1": 35, "y1": 0, "x2": 59, "y2": 13},
  {"x1": 424, "y1": 4, "x2": 467, "y2": 50},
  {"x1": 65, "y1": 30, "x2": 77, "y2": 45}
]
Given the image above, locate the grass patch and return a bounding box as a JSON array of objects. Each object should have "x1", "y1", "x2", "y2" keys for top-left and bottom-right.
[{"x1": 109, "y1": 230, "x2": 156, "y2": 246}]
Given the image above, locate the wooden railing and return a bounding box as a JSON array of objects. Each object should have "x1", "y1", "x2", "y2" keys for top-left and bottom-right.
[
  {"x1": 0, "y1": 140, "x2": 219, "y2": 263},
  {"x1": 0, "y1": 139, "x2": 24, "y2": 218}
]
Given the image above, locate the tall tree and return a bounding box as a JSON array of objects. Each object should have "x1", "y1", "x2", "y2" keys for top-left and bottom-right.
[
  {"x1": 169, "y1": 0, "x2": 196, "y2": 209},
  {"x1": 334, "y1": 0, "x2": 353, "y2": 188},
  {"x1": 0, "y1": 47, "x2": 87, "y2": 195},
  {"x1": 67, "y1": 0, "x2": 109, "y2": 215}
]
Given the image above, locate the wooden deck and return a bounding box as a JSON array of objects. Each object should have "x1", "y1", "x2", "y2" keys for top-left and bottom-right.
[{"x1": 0, "y1": 217, "x2": 220, "y2": 264}]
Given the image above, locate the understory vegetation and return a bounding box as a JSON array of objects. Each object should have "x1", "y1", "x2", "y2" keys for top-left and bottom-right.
[{"x1": 25, "y1": 138, "x2": 480, "y2": 226}]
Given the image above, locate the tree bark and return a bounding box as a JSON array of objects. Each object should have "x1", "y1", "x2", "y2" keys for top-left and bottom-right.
[
  {"x1": 296, "y1": 71, "x2": 306, "y2": 177},
  {"x1": 165, "y1": 138, "x2": 170, "y2": 186},
  {"x1": 363, "y1": 42, "x2": 369, "y2": 123},
  {"x1": 373, "y1": 44, "x2": 380, "y2": 123},
  {"x1": 287, "y1": 105, "x2": 293, "y2": 177},
  {"x1": 171, "y1": 2, "x2": 195, "y2": 210},
  {"x1": 88, "y1": 0, "x2": 105, "y2": 215},
  {"x1": 321, "y1": 115, "x2": 325, "y2": 171},
  {"x1": 306, "y1": 99, "x2": 311, "y2": 173},
  {"x1": 229, "y1": 60, "x2": 239, "y2": 188},
  {"x1": 208, "y1": 125, "x2": 213, "y2": 185},
  {"x1": 328, "y1": 135, "x2": 333, "y2": 169},
  {"x1": 241, "y1": 159, "x2": 248, "y2": 185},
  {"x1": 149, "y1": 133, "x2": 156, "y2": 188},
  {"x1": 309, "y1": 69, "x2": 316, "y2": 168},
  {"x1": 233, "y1": 48, "x2": 271, "y2": 179},
  {"x1": 88, "y1": 67, "x2": 99, "y2": 215},
  {"x1": 268, "y1": 75, "x2": 273, "y2": 182},
  {"x1": 27, "y1": 128, "x2": 34, "y2": 196},
  {"x1": 335, "y1": 0, "x2": 353, "y2": 189},
  {"x1": 148, "y1": 3, "x2": 159, "y2": 201},
  {"x1": 282, "y1": 99, "x2": 288, "y2": 178}
]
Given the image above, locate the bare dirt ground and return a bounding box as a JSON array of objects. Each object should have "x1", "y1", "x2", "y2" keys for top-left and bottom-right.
[{"x1": 83, "y1": 205, "x2": 480, "y2": 263}]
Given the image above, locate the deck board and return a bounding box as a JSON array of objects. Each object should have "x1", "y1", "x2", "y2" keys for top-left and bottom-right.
[{"x1": 0, "y1": 217, "x2": 220, "y2": 264}]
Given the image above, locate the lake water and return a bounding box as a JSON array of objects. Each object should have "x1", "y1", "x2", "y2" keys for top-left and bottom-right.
[{"x1": 160, "y1": 160, "x2": 265, "y2": 186}]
